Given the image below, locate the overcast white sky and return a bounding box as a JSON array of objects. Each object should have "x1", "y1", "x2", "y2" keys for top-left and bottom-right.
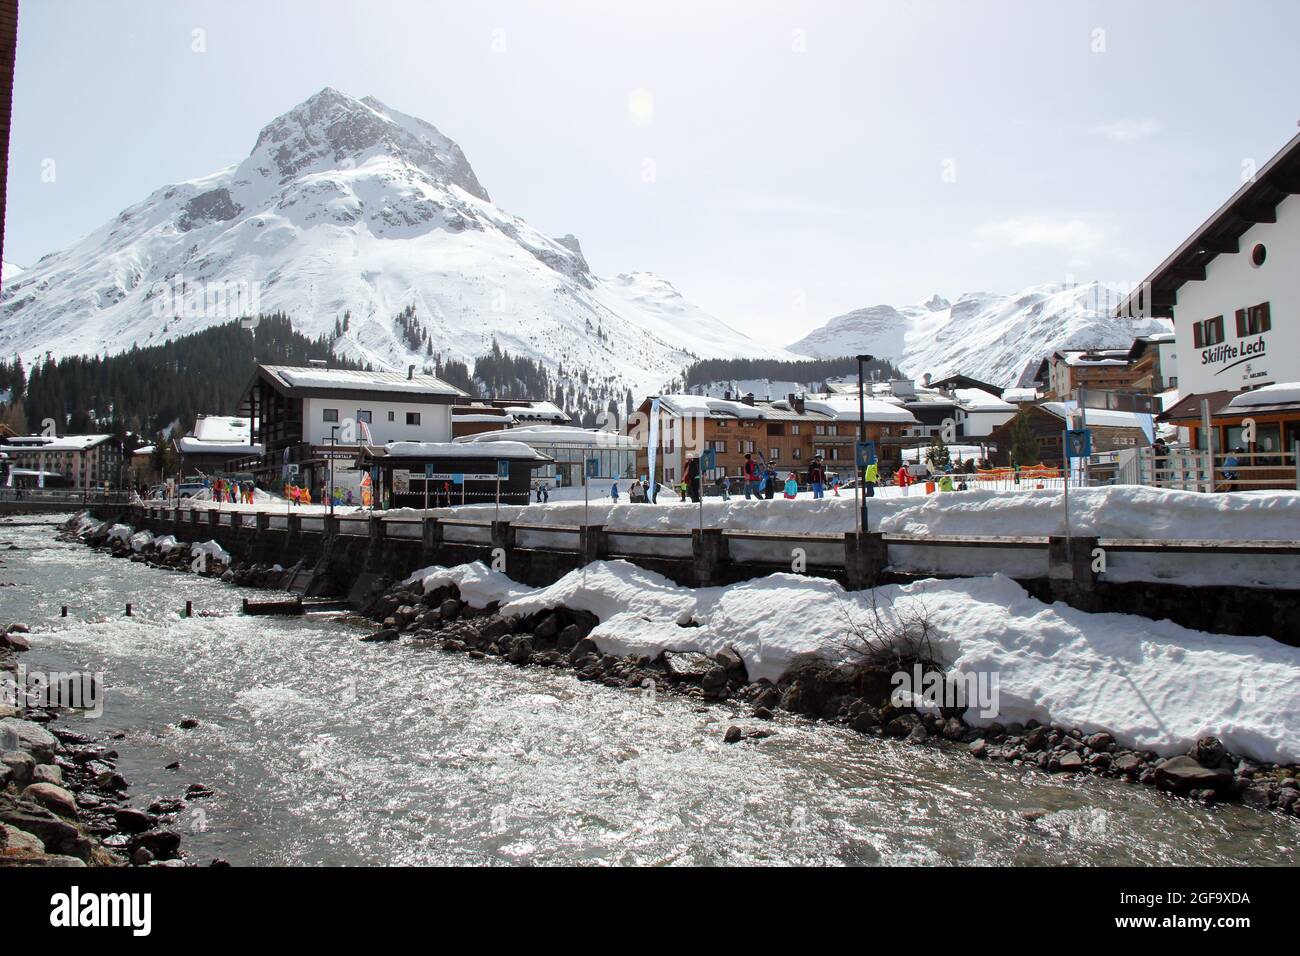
[{"x1": 7, "y1": 0, "x2": 1299, "y2": 346}]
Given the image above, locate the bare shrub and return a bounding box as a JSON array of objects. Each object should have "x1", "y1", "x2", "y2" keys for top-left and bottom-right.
[{"x1": 835, "y1": 589, "x2": 942, "y2": 675}]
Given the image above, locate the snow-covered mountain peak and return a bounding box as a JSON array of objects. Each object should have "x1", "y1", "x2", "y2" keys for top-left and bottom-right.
[
  {"x1": 789, "y1": 280, "x2": 1170, "y2": 387},
  {"x1": 0, "y1": 89, "x2": 783, "y2": 402},
  {"x1": 237, "y1": 87, "x2": 489, "y2": 203}
]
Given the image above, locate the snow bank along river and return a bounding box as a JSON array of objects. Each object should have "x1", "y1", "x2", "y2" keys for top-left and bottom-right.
[{"x1": 4, "y1": 514, "x2": 1298, "y2": 865}]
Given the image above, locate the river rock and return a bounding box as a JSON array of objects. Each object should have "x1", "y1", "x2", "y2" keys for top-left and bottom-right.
[
  {"x1": 969, "y1": 738, "x2": 988, "y2": 758},
  {"x1": 1240, "y1": 784, "x2": 1273, "y2": 810},
  {"x1": 5, "y1": 623, "x2": 30, "y2": 634},
  {"x1": 1113, "y1": 752, "x2": 1144, "y2": 774},
  {"x1": 851, "y1": 707, "x2": 879, "y2": 732},
  {"x1": 1192, "y1": 735, "x2": 1228, "y2": 768},
  {"x1": 723, "y1": 726, "x2": 743, "y2": 744},
  {"x1": 0, "y1": 794, "x2": 93, "y2": 860},
  {"x1": 713, "y1": 647, "x2": 746, "y2": 678},
  {"x1": 0, "y1": 718, "x2": 59, "y2": 761},
  {"x1": 942, "y1": 717, "x2": 966, "y2": 741},
  {"x1": 361, "y1": 628, "x2": 399, "y2": 643},
  {"x1": 115, "y1": 807, "x2": 158, "y2": 833},
  {"x1": 752, "y1": 686, "x2": 781, "y2": 713},
  {"x1": 2, "y1": 750, "x2": 36, "y2": 787},
  {"x1": 1155, "y1": 755, "x2": 1233, "y2": 794},
  {"x1": 1024, "y1": 726, "x2": 1049, "y2": 752},
  {"x1": 131, "y1": 829, "x2": 181, "y2": 861},
  {"x1": 663, "y1": 651, "x2": 715, "y2": 681},
  {"x1": 905, "y1": 723, "x2": 929, "y2": 744},
  {"x1": 555, "y1": 624, "x2": 581, "y2": 651},
  {"x1": 31, "y1": 763, "x2": 63, "y2": 786},
  {"x1": 21, "y1": 783, "x2": 79, "y2": 819},
  {"x1": 1, "y1": 820, "x2": 46, "y2": 854},
  {"x1": 478, "y1": 619, "x2": 510, "y2": 643},
  {"x1": 1084, "y1": 732, "x2": 1115, "y2": 751},
  {"x1": 533, "y1": 613, "x2": 560, "y2": 640},
  {"x1": 0, "y1": 632, "x2": 30, "y2": 651},
  {"x1": 885, "y1": 714, "x2": 920, "y2": 738},
  {"x1": 438, "y1": 598, "x2": 462, "y2": 621},
  {"x1": 507, "y1": 638, "x2": 533, "y2": 665},
  {"x1": 1057, "y1": 752, "x2": 1084, "y2": 772},
  {"x1": 701, "y1": 666, "x2": 728, "y2": 692}
]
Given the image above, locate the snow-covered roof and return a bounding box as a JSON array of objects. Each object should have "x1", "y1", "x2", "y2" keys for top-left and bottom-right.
[
  {"x1": 802, "y1": 395, "x2": 918, "y2": 424},
  {"x1": 952, "y1": 388, "x2": 1015, "y2": 412},
  {"x1": 5, "y1": 434, "x2": 114, "y2": 451},
  {"x1": 1001, "y1": 387, "x2": 1038, "y2": 403},
  {"x1": 657, "y1": 394, "x2": 769, "y2": 420},
  {"x1": 1040, "y1": 402, "x2": 1151, "y2": 430},
  {"x1": 1056, "y1": 349, "x2": 1133, "y2": 367},
  {"x1": 1226, "y1": 382, "x2": 1300, "y2": 409},
  {"x1": 174, "y1": 415, "x2": 263, "y2": 455},
  {"x1": 192, "y1": 415, "x2": 253, "y2": 444},
  {"x1": 260, "y1": 365, "x2": 467, "y2": 398},
  {"x1": 504, "y1": 400, "x2": 568, "y2": 420},
  {"x1": 455, "y1": 425, "x2": 639, "y2": 449},
  {"x1": 378, "y1": 440, "x2": 550, "y2": 461},
  {"x1": 176, "y1": 437, "x2": 265, "y2": 456},
  {"x1": 132, "y1": 445, "x2": 156, "y2": 456}
]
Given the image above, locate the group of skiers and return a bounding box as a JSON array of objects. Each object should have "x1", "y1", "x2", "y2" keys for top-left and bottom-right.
[{"x1": 209, "y1": 476, "x2": 256, "y2": 504}]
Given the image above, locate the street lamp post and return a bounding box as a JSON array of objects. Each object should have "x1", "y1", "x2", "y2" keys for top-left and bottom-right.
[
  {"x1": 329, "y1": 425, "x2": 339, "y2": 517},
  {"x1": 856, "y1": 353, "x2": 874, "y2": 536}
]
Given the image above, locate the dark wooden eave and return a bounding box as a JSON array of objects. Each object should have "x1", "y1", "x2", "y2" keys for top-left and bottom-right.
[{"x1": 1116, "y1": 130, "x2": 1300, "y2": 320}]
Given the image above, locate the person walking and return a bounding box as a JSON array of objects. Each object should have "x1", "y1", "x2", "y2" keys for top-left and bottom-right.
[
  {"x1": 742, "y1": 454, "x2": 759, "y2": 500},
  {"x1": 717, "y1": 474, "x2": 731, "y2": 501},
  {"x1": 684, "y1": 455, "x2": 701, "y2": 503},
  {"x1": 611, "y1": 479, "x2": 620, "y2": 502},
  {"x1": 864, "y1": 460, "x2": 879, "y2": 498},
  {"x1": 809, "y1": 456, "x2": 826, "y2": 499},
  {"x1": 764, "y1": 464, "x2": 777, "y2": 500},
  {"x1": 1222, "y1": 447, "x2": 1242, "y2": 492},
  {"x1": 829, "y1": 472, "x2": 841, "y2": 496}
]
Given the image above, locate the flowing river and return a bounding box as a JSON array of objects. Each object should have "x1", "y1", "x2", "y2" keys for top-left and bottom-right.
[{"x1": 2, "y1": 514, "x2": 1295, "y2": 866}]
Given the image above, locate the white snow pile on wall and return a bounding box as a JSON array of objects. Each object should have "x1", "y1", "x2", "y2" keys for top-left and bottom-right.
[
  {"x1": 106, "y1": 524, "x2": 133, "y2": 544},
  {"x1": 459, "y1": 485, "x2": 1300, "y2": 541},
  {"x1": 401, "y1": 562, "x2": 536, "y2": 608},
  {"x1": 405, "y1": 558, "x2": 1300, "y2": 763},
  {"x1": 154, "y1": 535, "x2": 179, "y2": 554},
  {"x1": 128, "y1": 530, "x2": 154, "y2": 553},
  {"x1": 190, "y1": 540, "x2": 231, "y2": 564}
]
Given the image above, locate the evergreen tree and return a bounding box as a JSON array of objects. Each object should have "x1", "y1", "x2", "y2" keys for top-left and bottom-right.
[
  {"x1": 1008, "y1": 409, "x2": 1040, "y2": 467},
  {"x1": 925, "y1": 433, "x2": 952, "y2": 470}
]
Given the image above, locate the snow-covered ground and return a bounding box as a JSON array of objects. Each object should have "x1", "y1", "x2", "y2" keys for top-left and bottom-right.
[
  {"x1": 401, "y1": 559, "x2": 1300, "y2": 764},
  {"x1": 169, "y1": 485, "x2": 1300, "y2": 586},
  {"x1": 440, "y1": 484, "x2": 1299, "y2": 541}
]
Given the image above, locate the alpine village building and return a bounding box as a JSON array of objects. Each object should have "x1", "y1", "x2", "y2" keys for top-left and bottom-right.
[{"x1": 1116, "y1": 129, "x2": 1300, "y2": 473}]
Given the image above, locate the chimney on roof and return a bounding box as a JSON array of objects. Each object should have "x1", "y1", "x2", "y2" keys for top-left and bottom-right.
[
  {"x1": 786, "y1": 392, "x2": 806, "y2": 415},
  {"x1": 407, "y1": 364, "x2": 415, "y2": 380},
  {"x1": 741, "y1": 393, "x2": 755, "y2": 406}
]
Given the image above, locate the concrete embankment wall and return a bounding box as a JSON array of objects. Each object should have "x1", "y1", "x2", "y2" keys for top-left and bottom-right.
[{"x1": 100, "y1": 506, "x2": 1300, "y2": 646}]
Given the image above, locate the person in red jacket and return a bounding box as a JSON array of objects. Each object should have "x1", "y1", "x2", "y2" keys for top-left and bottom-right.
[{"x1": 742, "y1": 454, "x2": 760, "y2": 500}]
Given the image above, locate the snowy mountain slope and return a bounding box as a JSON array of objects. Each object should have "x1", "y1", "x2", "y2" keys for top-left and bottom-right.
[
  {"x1": 0, "y1": 88, "x2": 777, "y2": 398},
  {"x1": 788, "y1": 282, "x2": 1171, "y2": 387},
  {"x1": 1, "y1": 261, "x2": 22, "y2": 285}
]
